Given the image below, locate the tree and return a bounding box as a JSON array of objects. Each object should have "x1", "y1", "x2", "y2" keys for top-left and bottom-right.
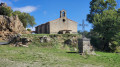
[
  {"x1": 0, "y1": 6, "x2": 12, "y2": 16},
  {"x1": 13, "y1": 11, "x2": 36, "y2": 28},
  {"x1": 87, "y1": 0, "x2": 119, "y2": 51},
  {"x1": 77, "y1": 30, "x2": 82, "y2": 34},
  {"x1": 93, "y1": 10, "x2": 120, "y2": 51},
  {"x1": 87, "y1": 0, "x2": 116, "y2": 23}
]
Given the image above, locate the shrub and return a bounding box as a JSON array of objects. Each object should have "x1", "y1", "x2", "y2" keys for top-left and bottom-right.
[
  {"x1": 0, "y1": 6, "x2": 12, "y2": 16},
  {"x1": 27, "y1": 29, "x2": 31, "y2": 31}
]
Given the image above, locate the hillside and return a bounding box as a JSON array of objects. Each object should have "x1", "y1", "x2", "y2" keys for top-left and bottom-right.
[
  {"x1": 0, "y1": 34, "x2": 120, "y2": 67},
  {"x1": 0, "y1": 44, "x2": 120, "y2": 67}
]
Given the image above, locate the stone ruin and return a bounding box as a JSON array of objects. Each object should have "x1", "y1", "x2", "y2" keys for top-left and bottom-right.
[
  {"x1": 9, "y1": 34, "x2": 32, "y2": 47},
  {"x1": 78, "y1": 37, "x2": 96, "y2": 55},
  {"x1": 36, "y1": 35, "x2": 95, "y2": 55},
  {"x1": 39, "y1": 36, "x2": 51, "y2": 43}
]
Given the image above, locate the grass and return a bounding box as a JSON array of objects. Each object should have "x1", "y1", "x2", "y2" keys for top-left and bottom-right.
[
  {"x1": 0, "y1": 45, "x2": 120, "y2": 67},
  {"x1": 0, "y1": 34, "x2": 119, "y2": 67}
]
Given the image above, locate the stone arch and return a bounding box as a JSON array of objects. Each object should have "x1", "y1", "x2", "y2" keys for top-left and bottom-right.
[
  {"x1": 60, "y1": 10, "x2": 67, "y2": 18},
  {"x1": 62, "y1": 11, "x2": 65, "y2": 17}
]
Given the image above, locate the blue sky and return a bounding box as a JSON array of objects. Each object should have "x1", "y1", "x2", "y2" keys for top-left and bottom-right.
[{"x1": 0, "y1": 0, "x2": 119, "y2": 32}]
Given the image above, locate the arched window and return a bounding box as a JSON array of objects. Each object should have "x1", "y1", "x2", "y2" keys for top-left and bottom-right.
[
  {"x1": 62, "y1": 11, "x2": 65, "y2": 17},
  {"x1": 60, "y1": 10, "x2": 67, "y2": 18}
]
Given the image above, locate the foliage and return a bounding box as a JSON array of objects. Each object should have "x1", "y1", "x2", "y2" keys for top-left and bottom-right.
[
  {"x1": 22, "y1": 34, "x2": 79, "y2": 48},
  {"x1": 77, "y1": 30, "x2": 82, "y2": 34},
  {"x1": 0, "y1": 6, "x2": 12, "y2": 16},
  {"x1": 27, "y1": 28, "x2": 31, "y2": 31},
  {"x1": 12, "y1": 11, "x2": 36, "y2": 28},
  {"x1": 91, "y1": 10, "x2": 120, "y2": 51},
  {"x1": 111, "y1": 32, "x2": 120, "y2": 52},
  {"x1": 87, "y1": 0, "x2": 119, "y2": 51},
  {"x1": 87, "y1": 0, "x2": 117, "y2": 23}
]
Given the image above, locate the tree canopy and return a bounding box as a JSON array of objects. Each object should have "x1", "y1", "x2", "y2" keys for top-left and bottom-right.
[
  {"x1": 13, "y1": 11, "x2": 36, "y2": 28},
  {"x1": 87, "y1": 0, "x2": 116, "y2": 23},
  {"x1": 87, "y1": 0, "x2": 120, "y2": 51}
]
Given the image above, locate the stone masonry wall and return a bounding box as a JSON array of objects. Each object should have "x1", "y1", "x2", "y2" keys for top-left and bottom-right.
[{"x1": 49, "y1": 18, "x2": 77, "y2": 34}]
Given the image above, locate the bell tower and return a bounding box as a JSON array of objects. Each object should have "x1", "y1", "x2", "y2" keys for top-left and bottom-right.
[{"x1": 60, "y1": 10, "x2": 67, "y2": 18}]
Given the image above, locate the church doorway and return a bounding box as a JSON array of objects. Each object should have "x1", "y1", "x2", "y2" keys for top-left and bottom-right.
[{"x1": 58, "y1": 30, "x2": 72, "y2": 34}]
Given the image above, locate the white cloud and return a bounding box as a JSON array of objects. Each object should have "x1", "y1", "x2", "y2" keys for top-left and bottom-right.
[{"x1": 13, "y1": 6, "x2": 37, "y2": 13}]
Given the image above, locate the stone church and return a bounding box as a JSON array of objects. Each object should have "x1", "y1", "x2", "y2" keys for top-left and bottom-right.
[{"x1": 35, "y1": 10, "x2": 77, "y2": 34}]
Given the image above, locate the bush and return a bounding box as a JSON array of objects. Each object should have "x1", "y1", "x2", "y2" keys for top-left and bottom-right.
[
  {"x1": 27, "y1": 29, "x2": 31, "y2": 31},
  {"x1": 0, "y1": 7, "x2": 12, "y2": 16}
]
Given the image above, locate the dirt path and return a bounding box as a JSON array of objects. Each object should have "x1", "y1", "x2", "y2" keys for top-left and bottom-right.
[{"x1": 0, "y1": 42, "x2": 9, "y2": 45}]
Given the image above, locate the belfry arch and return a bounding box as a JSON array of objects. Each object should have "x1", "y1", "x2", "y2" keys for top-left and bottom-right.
[{"x1": 60, "y1": 10, "x2": 67, "y2": 18}]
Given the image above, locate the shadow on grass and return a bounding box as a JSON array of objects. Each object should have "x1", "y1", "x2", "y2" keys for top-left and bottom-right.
[
  {"x1": 66, "y1": 52, "x2": 79, "y2": 54},
  {"x1": 0, "y1": 42, "x2": 9, "y2": 45}
]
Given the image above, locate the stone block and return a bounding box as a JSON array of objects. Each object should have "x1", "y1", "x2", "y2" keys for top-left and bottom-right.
[{"x1": 78, "y1": 37, "x2": 95, "y2": 55}]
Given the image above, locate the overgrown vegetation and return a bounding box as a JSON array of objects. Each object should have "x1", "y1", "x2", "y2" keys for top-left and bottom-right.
[
  {"x1": 87, "y1": 0, "x2": 120, "y2": 52},
  {"x1": 22, "y1": 34, "x2": 80, "y2": 50},
  {"x1": 0, "y1": 6, "x2": 12, "y2": 16}
]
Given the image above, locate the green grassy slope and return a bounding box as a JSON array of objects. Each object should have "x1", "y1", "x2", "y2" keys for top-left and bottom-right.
[
  {"x1": 0, "y1": 34, "x2": 120, "y2": 67},
  {"x1": 0, "y1": 45, "x2": 120, "y2": 67}
]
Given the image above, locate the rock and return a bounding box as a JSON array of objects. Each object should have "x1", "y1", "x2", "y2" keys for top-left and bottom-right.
[
  {"x1": 39, "y1": 36, "x2": 51, "y2": 43},
  {"x1": 0, "y1": 15, "x2": 30, "y2": 40},
  {"x1": 64, "y1": 39, "x2": 72, "y2": 45},
  {"x1": 64, "y1": 38, "x2": 78, "y2": 47},
  {"x1": 10, "y1": 35, "x2": 31, "y2": 47}
]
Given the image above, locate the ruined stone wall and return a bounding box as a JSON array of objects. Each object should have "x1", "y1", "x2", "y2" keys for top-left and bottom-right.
[
  {"x1": 78, "y1": 38, "x2": 95, "y2": 55},
  {"x1": 67, "y1": 19, "x2": 77, "y2": 34}
]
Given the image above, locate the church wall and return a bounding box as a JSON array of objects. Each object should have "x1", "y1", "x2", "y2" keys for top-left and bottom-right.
[
  {"x1": 36, "y1": 23, "x2": 50, "y2": 34},
  {"x1": 67, "y1": 20, "x2": 77, "y2": 34},
  {"x1": 41, "y1": 24, "x2": 45, "y2": 33},
  {"x1": 35, "y1": 26, "x2": 38, "y2": 33},
  {"x1": 49, "y1": 18, "x2": 66, "y2": 34},
  {"x1": 49, "y1": 18, "x2": 77, "y2": 34}
]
